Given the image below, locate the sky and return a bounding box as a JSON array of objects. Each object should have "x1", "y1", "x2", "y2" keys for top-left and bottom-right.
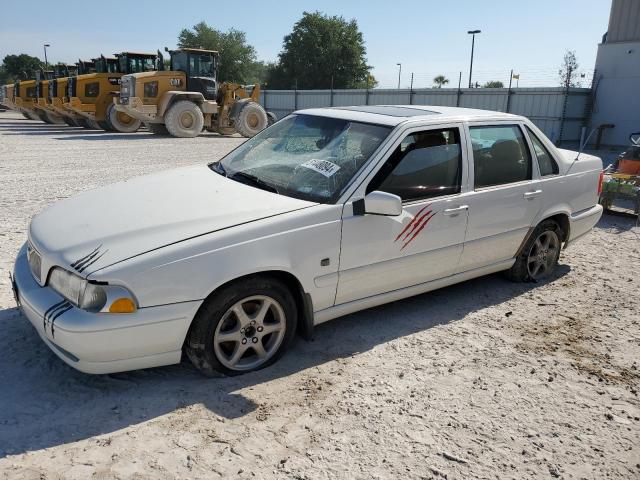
[{"x1": 0, "y1": 0, "x2": 612, "y2": 88}]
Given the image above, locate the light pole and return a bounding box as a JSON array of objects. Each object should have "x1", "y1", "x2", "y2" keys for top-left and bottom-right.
[
  {"x1": 467, "y1": 30, "x2": 480, "y2": 88},
  {"x1": 43, "y1": 43, "x2": 50, "y2": 68},
  {"x1": 396, "y1": 63, "x2": 402, "y2": 89}
]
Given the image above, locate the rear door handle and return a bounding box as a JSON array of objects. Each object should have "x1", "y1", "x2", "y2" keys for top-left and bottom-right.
[
  {"x1": 443, "y1": 205, "x2": 469, "y2": 216},
  {"x1": 523, "y1": 190, "x2": 543, "y2": 199}
]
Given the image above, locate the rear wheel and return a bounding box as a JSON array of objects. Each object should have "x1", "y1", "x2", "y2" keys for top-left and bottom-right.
[
  {"x1": 147, "y1": 123, "x2": 170, "y2": 136},
  {"x1": 106, "y1": 103, "x2": 141, "y2": 133},
  {"x1": 36, "y1": 110, "x2": 52, "y2": 123},
  {"x1": 235, "y1": 102, "x2": 268, "y2": 138},
  {"x1": 508, "y1": 220, "x2": 562, "y2": 282},
  {"x1": 165, "y1": 100, "x2": 204, "y2": 138},
  {"x1": 185, "y1": 277, "x2": 297, "y2": 376}
]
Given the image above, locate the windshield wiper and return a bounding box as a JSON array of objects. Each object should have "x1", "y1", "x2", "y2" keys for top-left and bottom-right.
[{"x1": 229, "y1": 171, "x2": 279, "y2": 194}]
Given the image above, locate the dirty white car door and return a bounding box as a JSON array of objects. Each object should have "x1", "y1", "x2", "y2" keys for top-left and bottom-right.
[
  {"x1": 457, "y1": 123, "x2": 542, "y2": 272},
  {"x1": 336, "y1": 124, "x2": 470, "y2": 304}
]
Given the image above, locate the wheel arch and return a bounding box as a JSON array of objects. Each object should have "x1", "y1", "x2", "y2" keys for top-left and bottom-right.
[
  {"x1": 184, "y1": 269, "x2": 314, "y2": 350},
  {"x1": 158, "y1": 91, "x2": 204, "y2": 117},
  {"x1": 515, "y1": 211, "x2": 571, "y2": 258}
]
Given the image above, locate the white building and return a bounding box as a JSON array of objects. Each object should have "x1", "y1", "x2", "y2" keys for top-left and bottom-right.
[{"x1": 590, "y1": 0, "x2": 640, "y2": 147}]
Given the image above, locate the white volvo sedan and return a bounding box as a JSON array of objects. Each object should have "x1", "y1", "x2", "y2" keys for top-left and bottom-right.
[{"x1": 12, "y1": 106, "x2": 603, "y2": 376}]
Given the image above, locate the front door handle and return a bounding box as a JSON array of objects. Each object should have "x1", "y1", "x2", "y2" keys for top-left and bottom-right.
[
  {"x1": 523, "y1": 190, "x2": 543, "y2": 199},
  {"x1": 443, "y1": 205, "x2": 469, "y2": 216}
]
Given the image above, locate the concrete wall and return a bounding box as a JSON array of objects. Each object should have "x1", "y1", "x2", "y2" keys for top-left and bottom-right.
[{"x1": 259, "y1": 87, "x2": 592, "y2": 145}]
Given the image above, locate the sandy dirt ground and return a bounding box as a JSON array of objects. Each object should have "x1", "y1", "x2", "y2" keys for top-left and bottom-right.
[{"x1": 0, "y1": 111, "x2": 638, "y2": 479}]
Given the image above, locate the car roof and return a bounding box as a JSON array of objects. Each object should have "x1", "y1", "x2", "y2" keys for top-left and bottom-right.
[{"x1": 296, "y1": 105, "x2": 522, "y2": 127}]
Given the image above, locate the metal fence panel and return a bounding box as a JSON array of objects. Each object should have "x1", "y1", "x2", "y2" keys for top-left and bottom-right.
[{"x1": 261, "y1": 87, "x2": 591, "y2": 144}]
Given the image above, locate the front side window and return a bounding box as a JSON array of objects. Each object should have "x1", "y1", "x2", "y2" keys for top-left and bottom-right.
[
  {"x1": 143, "y1": 81, "x2": 158, "y2": 98},
  {"x1": 367, "y1": 128, "x2": 462, "y2": 201},
  {"x1": 470, "y1": 125, "x2": 532, "y2": 188},
  {"x1": 526, "y1": 127, "x2": 558, "y2": 176},
  {"x1": 84, "y1": 82, "x2": 99, "y2": 97},
  {"x1": 214, "y1": 114, "x2": 391, "y2": 203}
]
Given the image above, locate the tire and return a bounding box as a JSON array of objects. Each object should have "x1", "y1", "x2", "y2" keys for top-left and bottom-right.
[
  {"x1": 97, "y1": 120, "x2": 115, "y2": 132},
  {"x1": 147, "y1": 123, "x2": 170, "y2": 136},
  {"x1": 22, "y1": 112, "x2": 32, "y2": 120},
  {"x1": 508, "y1": 220, "x2": 563, "y2": 282},
  {"x1": 234, "y1": 101, "x2": 268, "y2": 138},
  {"x1": 165, "y1": 100, "x2": 204, "y2": 138},
  {"x1": 106, "y1": 103, "x2": 141, "y2": 133},
  {"x1": 185, "y1": 276, "x2": 297, "y2": 377},
  {"x1": 266, "y1": 111, "x2": 277, "y2": 126}
]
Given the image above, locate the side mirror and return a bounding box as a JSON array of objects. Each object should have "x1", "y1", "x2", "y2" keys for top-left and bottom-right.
[{"x1": 353, "y1": 191, "x2": 402, "y2": 216}]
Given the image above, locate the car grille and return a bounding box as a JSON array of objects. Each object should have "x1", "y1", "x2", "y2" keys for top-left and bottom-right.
[{"x1": 27, "y1": 242, "x2": 42, "y2": 282}]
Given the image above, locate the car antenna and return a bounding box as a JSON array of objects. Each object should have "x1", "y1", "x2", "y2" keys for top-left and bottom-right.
[{"x1": 566, "y1": 127, "x2": 598, "y2": 175}]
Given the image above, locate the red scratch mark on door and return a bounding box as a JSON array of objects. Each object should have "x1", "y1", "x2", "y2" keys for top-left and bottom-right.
[
  {"x1": 394, "y1": 204, "x2": 431, "y2": 242},
  {"x1": 400, "y1": 211, "x2": 437, "y2": 250}
]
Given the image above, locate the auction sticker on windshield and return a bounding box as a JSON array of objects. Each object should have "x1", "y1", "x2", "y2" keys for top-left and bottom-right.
[{"x1": 300, "y1": 159, "x2": 340, "y2": 177}]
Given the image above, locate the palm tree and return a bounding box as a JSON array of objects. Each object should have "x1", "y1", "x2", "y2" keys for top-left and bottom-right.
[{"x1": 433, "y1": 75, "x2": 449, "y2": 88}]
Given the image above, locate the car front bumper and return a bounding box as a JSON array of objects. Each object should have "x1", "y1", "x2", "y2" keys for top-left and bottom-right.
[{"x1": 12, "y1": 244, "x2": 200, "y2": 374}]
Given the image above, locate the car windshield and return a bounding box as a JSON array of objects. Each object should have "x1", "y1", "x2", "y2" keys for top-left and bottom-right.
[{"x1": 212, "y1": 114, "x2": 391, "y2": 203}]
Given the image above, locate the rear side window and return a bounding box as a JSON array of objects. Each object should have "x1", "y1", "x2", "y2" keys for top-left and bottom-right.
[
  {"x1": 470, "y1": 125, "x2": 531, "y2": 188},
  {"x1": 526, "y1": 127, "x2": 559, "y2": 176},
  {"x1": 367, "y1": 127, "x2": 462, "y2": 201}
]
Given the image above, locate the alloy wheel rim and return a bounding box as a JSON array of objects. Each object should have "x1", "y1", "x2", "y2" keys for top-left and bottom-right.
[
  {"x1": 213, "y1": 295, "x2": 286, "y2": 370},
  {"x1": 527, "y1": 230, "x2": 560, "y2": 279}
]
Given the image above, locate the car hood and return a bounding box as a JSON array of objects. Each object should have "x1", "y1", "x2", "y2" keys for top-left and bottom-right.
[{"x1": 29, "y1": 165, "x2": 314, "y2": 275}]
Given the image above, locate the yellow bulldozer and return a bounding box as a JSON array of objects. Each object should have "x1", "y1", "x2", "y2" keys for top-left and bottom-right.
[
  {"x1": 114, "y1": 48, "x2": 274, "y2": 138},
  {"x1": 66, "y1": 52, "x2": 163, "y2": 132}
]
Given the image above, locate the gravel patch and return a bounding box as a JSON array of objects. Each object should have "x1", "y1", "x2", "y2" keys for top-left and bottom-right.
[{"x1": 0, "y1": 111, "x2": 638, "y2": 479}]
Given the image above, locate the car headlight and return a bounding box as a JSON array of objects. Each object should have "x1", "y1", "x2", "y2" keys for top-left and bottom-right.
[{"x1": 48, "y1": 267, "x2": 137, "y2": 313}]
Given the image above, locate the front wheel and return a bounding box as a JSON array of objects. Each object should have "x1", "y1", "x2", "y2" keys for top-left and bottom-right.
[
  {"x1": 106, "y1": 103, "x2": 141, "y2": 133},
  {"x1": 235, "y1": 101, "x2": 268, "y2": 137},
  {"x1": 185, "y1": 277, "x2": 297, "y2": 376},
  {"x1": 165, "y1": 100, "x2": 204, "y2": 138},
  {"x1": 508, "y1": 220, "x2": 562, "y2": 282}
]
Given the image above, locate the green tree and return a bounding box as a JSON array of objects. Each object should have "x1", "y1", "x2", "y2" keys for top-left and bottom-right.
[
  {"x1": 483, "y1": 80, "x2": 504, "y2": 88},
  {"x1": 267, "y1": 11, "x2": 372, "y2": 89},
  {"x1": 2, "y1": 54, "x2": 44, "y2": 82},
  {"x1": 178, "y1": 22, "x2": 261, "y2": 83},
  {"x1": 433, "y1": 75, "x2": 449, "y2": 88},
  {"x1": 558, "y1": 50, "x2": 580, "y2": 87}
]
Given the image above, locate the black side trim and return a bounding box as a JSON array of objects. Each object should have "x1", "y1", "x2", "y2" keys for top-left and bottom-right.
[{"x1": 352, "y1": 199, "x2": 365, "y2": 216}]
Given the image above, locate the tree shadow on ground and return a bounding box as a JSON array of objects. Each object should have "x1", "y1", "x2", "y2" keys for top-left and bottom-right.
[{"x1": 0, "y1": 266, "x2": 569, "y2": 457}]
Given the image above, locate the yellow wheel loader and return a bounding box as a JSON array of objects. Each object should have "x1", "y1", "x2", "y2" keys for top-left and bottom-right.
[
  {"x1": 0, "y1": 84, "x2": 15, "y2": 111},
  {"x1": 33, "y1": 69, "x2": 66, "y2": 125},
  {"x1": 66, "y1": 52, "x2": 162, "y2": 132},
  {"x1": 13, "y1": 78, "x2": 41, "y2": 120},
  {"x1": 114, "y1": 48, "x2": 272, "y2": 138},
  {"x1": 46, "y1": 64, "x2": 87, "y2": 127}
]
